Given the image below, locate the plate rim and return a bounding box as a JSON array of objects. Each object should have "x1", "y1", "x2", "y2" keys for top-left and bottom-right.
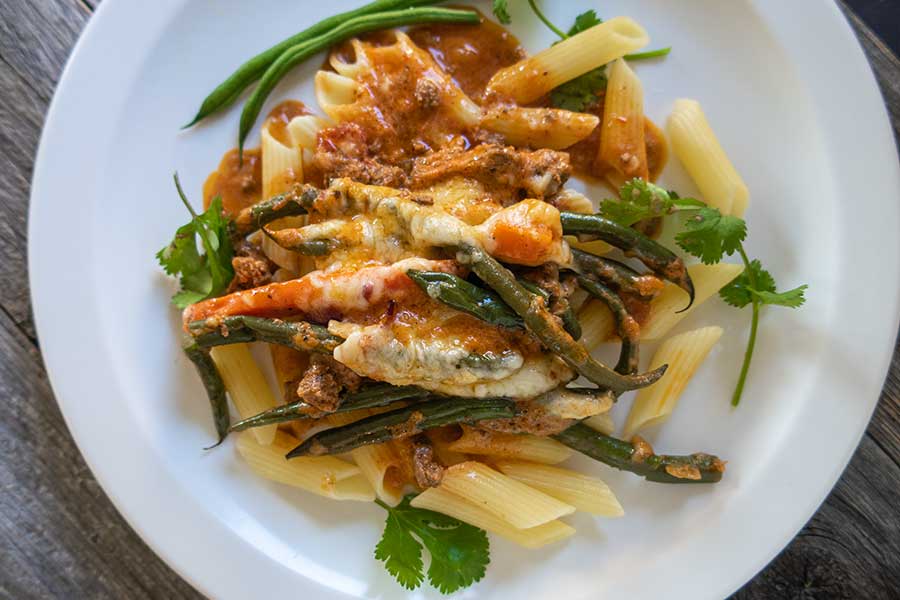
[{"x1": 28, "y1": 1, "x2": 900, "y2": 598}]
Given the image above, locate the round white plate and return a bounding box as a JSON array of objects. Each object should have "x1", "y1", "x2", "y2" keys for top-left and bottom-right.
[{"x1": 29, "y1": 1, "x2": 900, "y2": 598}]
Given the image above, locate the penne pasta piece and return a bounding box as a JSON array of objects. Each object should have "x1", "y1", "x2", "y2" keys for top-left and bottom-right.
[
  {"x1": 447, "y1": 426, "x2": 573, "y2": 464},
  {"x1": 553, "y1": 189, "x2": 595, "y2": 215},
  {"x1": 494, "y1": 460, "x2": 624, "y2": 517},
  {"x1": 481, "y1": 107, "x2": 599, "y2": 150},
  {"x1": 237, "y1": 431, "x2": 374, "y2": 501},
  {"x1": 268, "y1": 344, "x2": 308, "y2": 403},
  {"x1": 329, "y1": 38, "x2": 370, "y2": 79},
  {"x1": 623, "y1": 326, "x2": 723, "y2": 438},
  {"x1": 486, "y1": 17, "x2": 649, "y2": 104},
  {"x1": 315, "y1": 70, "x2": 359, "y2": 122},
  {"x1": 598, "y1": 58, "x2": 648, "y2": 183},
  {"x1": 410, "y1": 485, "x2": 575, "y2": 549},
  {"x1": 261, "y1": 124, "x2": 302, "y2": 199},
  {"x1": 351, "y1": 442, "x2": 406, "y2": 506},
  {"x1": 438, "y1": 461, "x2": 575, "y2": 529},
  {"x1": 210, "y1": 344, "x2": 279, "y2": 445},
  {"x1": 668, "y1": 99, "x2": 750, "y2": 217},
  {"x1": 579, "y1": 262, "x2": 744, "y2": 350},
  {"x1": 584, "y1": 413, "x2": 615, "y2": 436},
  {"x1": 260, "y1": 216, "x2": 307, "y2": 272},
  {"x1": 287, "y1": 114, "x2": 330, "y2": 150}
]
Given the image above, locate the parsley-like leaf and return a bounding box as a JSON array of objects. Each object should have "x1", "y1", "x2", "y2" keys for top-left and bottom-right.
[
  {"x1": 676, "y1": 207, "x2": 747, "y2": 264},
  {"x1": 156, "y1": 174, "x2": 234, "y2": 309},
  {"x1": 567, "y1": 9, "x2": 602, "y2": 35},
  {"x1": 599, "y1": 178, "x2": 704, "y2": 226},
  {"x1": 375, "y1": 496, "x2": 489, "y2": 594},
  {"x1": 550, "y1": 67, "x2": 607, "y2": 111},
  {"x1": 492, "y1": 0, "x2": 511, "y2": 24},
  {"x1": 752, "y1": 285, "x2": 808, "y2": 308}
]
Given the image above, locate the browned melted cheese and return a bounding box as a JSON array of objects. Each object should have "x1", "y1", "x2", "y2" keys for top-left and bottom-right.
[
  {"x1": 408, "y1": 13, "x2": 526, "y2": 103},
  {"x1": 202, "y1": 101, "x2": 310, "y2": 214}
]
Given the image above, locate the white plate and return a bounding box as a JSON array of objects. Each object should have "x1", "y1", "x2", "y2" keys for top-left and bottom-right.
[{"x1": 29, "y1": 1, "x2": 900, "y2": 598}]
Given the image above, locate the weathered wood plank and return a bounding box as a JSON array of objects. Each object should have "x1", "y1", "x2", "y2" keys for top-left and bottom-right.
[
  {"x1": 733, "y1": 436, "x2": 900, "y2": 599},
  {"x1": 0, "y1": 308, "x2": 198, "y2": 600}
]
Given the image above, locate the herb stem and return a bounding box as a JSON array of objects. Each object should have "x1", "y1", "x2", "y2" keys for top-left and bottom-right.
[
  {"x1": 732, "y1": 244, "x2": 759, "y2": 407},
  {"x1": 527, "y1": 0, "x2": 569, "y2": 39},
  {"x1": 625, "y1": 47, "x2": 672, "y2": 60}
]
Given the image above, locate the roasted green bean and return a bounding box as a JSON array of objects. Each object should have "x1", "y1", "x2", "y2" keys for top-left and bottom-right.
[
  {"x1": 553, "y1": 423, "x2": 725, "y2": 483},
  {"x1": 188, "y1": 316, "x2": 343, "y2": 354},
  {"x1": 570, "y1": 248, "x2": 664, "y2": 299},
  {"x1": 576, "y1": 275, "x2": 640, "y2": 375},
  {"x1": 183, "y1": 342, "x2": 230, "y2": 446}
]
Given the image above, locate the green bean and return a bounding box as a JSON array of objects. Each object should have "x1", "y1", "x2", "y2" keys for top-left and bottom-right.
[
  {"x1": 229, "y1": 383, "x2": 428, "y2": 432},
  {"x1": 238, "y1": 7, "x2": 480, "y2": 154},
  {"x1": 188, "y1": 316, "x2": 343, "y2": 354},
  {"x1": 407, "y1": 270, "x2": 523, "y2": 328},
  {"x1": 459, "y1": 245, "x2": 666, "y2": 393},
  {"x1": 233, "y1": 185, "x2": 319, "y2": 236},
  {"x1": 553, "y1": 423, "x2": 725, "y2": 483},
  {"x1": 517, "y1": 278, "x2": 581, "y2": 340},
  {"x1": 184, "y1": 0, "x2": 446, "y2": 127},
  {"x1": 576, "y1": 276, "x2": 639, "y2": 375},
  {"x1": 183, "y1": 342, "x2": 230, "y2": 447},
  {"x1": 261, "y1": 226, "x2": 336, "y2": 256},
  {"x1": 560, "y1": 212, "x2": 694, "y2": 308},
  {"x1": 287, "y1": 397, "x2": 517, "y2": 457},
  {"x1": 569, "y1": 248, "x2": 664, "y2": 299}
]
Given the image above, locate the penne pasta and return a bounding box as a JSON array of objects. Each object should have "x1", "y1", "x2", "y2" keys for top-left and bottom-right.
[
  {"x1": 553, "y1": 189, "x2": 595, "y2": 215},
  {"x1": 268, "y1": 344, "x2": 308, "y2": 404},
  {"x1": 447, "y1": 426, "x2": 572, "y2": 464},
  {"x1": 329, "y1": 38, "x2": 370, "y2": 79},
  {"x1": 598, "y1": 58, "x2": 648, "y2": 183},
  {"x1": 494, "y1": 460, "x2": 624, "y2": 517},
  {"x1": 486, "y1": 17, "x2": 649, "y2": 104},
  {"x1": 260, "y1": 216, "x2": 307, "y2": 272},
  {"x1": 438, "y1": 461, "x2": 575, "y2": 529},
  {"x1": 579, "y1": 262, "x2": 745, "y2": 349},
  {"x1": 237, "y1": 431, "x2": 374, "y2": 501},
  {"x1": 261, "y1": 124, "x2": 302, "y2": 199},
  {"x1": 351, "y1": 442, "x2": 406, "y2": 506},
  {"x1": 287, "y1": 114, "x2": 329, "y2": 149},
  {"x1": 623, "y1": 326, "x2": 723, "y2": 438},
  {"x1": 668, "y1": 99, "x2": 750, "y2": 217},
  {"x1": 481, "y1": 107, "x2": 599, "y2": 150},
  {"x1": 209, "y1": 344, "x2": 279, "y2": 445},
  {"x1": 315, "y1": 70, "x2": 359, "y2": 122},
  {"x1": 410, "y1": 485, "x2": 575, "y2": 549}
]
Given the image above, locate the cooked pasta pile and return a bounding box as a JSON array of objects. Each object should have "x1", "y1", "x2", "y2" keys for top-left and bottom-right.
[{"x1": 160, "y1": 1, "x2": 805, "y2": 593}]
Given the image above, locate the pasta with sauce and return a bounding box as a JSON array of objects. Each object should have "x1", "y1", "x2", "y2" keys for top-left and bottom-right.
[{"x1": 158, "y1": 2, "x2": 789, "y2": 593}]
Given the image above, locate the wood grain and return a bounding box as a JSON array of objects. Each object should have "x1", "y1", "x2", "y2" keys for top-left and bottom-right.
[{"x1": 0, "y1": 1, "x2": 896, "y2": 599}]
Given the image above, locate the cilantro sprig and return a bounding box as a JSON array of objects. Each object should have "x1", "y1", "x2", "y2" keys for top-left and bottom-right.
[
  {"x1": 375, "y1": 496, "x2": 489, "y2": 594},
  {"x1": 492, "y1": 3, "x2": 671, "y2": 111},
  {"x1": 156, "y1": 174, "x2": 234, "y2": 309},
  {"x1": 673, "y1": 205, "x2": 807, "y2": 406},
  {"x1": 599, "y1": 179, "x2": 704, "y2": 226}
]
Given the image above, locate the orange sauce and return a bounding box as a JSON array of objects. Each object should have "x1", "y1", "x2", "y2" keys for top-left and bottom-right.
[
  {"x1": 203, "y1": 101, "x2": 310, "y2": 214},
  {"x1": 408, "y1": 13, "x2": 526, "y2": 103}
]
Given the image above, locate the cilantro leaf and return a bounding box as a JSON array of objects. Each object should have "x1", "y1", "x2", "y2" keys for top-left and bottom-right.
[
  {"x1": 567, "y1": 9, "x2": 602, "y2": 35},
  {"x1": 492, "y1": 0, "x2": 511, "y2": 24},
  {"x1": 752, "y1": 285, "x2": 808, "y2": 308},
  {"x1": 722, "y1": 259, "x2": 806, "y2": 308},
  {"x1": 550, "y1": 67, "x2": 607, "y2": 111},
  {"x1": 676, "y1": 207, "x2": 747, "y2": 264},
  {"x1": 375, "y1": 496, "x2": 489, "y2": 594},
  {"x1": 599, "y1": 178, "x2": 704, "y2": 226},
  {"x1": 156, "y1": 174, "x2": 234, "y2": 309}
]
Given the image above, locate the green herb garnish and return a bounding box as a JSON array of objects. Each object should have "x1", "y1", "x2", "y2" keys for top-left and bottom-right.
[
  {"x1": 156, "y1": 173, "x2": 234, "y2": 309},
  {"x1": 492, "y1": 0, "x2": 511, "y2": 24},
  {"x1": 599, "y1": 179, "x2": 704, "y2": 226},
  {"x1": 375, "y1": 496, "x2": 490, "y2": 594}
]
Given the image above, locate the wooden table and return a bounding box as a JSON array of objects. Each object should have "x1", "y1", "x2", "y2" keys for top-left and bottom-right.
[{"x1": 2, "y1": 2, "x2": 898, "y2": 598}]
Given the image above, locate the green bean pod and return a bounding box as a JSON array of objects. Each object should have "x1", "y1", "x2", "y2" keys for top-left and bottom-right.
[
  {"x1": 185, "y1": 0, "x2": 446, "y2": 127},
  {"x1": 459, "y1": 245, "x2": 666, "y2": 394},
  {"x1": 570, "y1": 248, "x2": 664, "y2": 299},
  {"x1": 576, "y1": 276, "x2": 640, "y2": 375},
  {"x1": 560, "y1": 212, "x2": 694, "y2": 308},
  {"x1": 238, "y1": 7, "x2": 480, "y2": 153},
  {"x1": 286, "y1": 397, "x2": 517, "y2": 457},
  {"x1": 553, "y1": 423, "x2": 725, "y2": 483},
  {"x1": 229, "y1": 384, "x2": 428, "y2": 432},
  {"x1": 233, "y1": 185, "x2": 319, "y2": 236},
  {"x1": 188, "y1": 316, "x2": 343, "y2": 354},
  {"x1": 408, "y1": 270, "x2": 523, "y2": 328},
  {"x1": 183, "y1": 342, "x2": 230, "y2": 447}
]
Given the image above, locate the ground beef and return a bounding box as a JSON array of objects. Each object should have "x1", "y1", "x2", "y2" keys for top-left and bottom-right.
[
  {"x1": 228, "y1": 239, "x2": 275, "y2": 291},
  {"x1": 410, "y1": 434, "x2": 444, "y2": 488},
  {"x1": 314, "y1": 123, "x2": 408, "y2": 187},
  {"x1": 295, "y1": 354, "x2": 363, "y2": 412}
]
